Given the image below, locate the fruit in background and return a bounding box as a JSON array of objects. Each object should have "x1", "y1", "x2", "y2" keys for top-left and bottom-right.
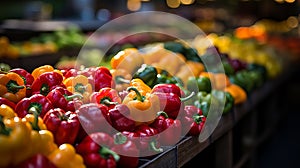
[
  {"x1": 193, "y1": 33, "x2": 282, "y2": 78},
  {"x1": 55, "y1": 56, "x2": 78, "y2": 71}
]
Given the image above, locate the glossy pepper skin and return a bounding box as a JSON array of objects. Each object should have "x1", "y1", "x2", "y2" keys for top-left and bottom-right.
[
  {"x1": 15, "y1": 94, "x2": 53, "y2": 118},
  {"x1": 122, "y1": 124, "x2": 163, "y2": 156},
  {"x1": 75, "y1": 132, "x2": 120, "y2": 168},
  {"x1": 46, "y1": 87, "x2": 83, "y2": 112},
  {"x1": 180, "y1": 105, "x2": 206, "y2": 136},
  {"x1": 0, "y1": 116, "x2": 33, "y2": 167},
  {"x1": 0, "y1": 97, "x2": 16, "y2": 110},
  {"x1": 63, "y1": 68, "x2": 79, "y2": 79},
  {"x1": 150, "y1": 112, "x2": 182, "y2": 146},
  {"x1": 22, "y1": 111, "x2": 58, "y2": 157},
  {"x1": 31, "y1": 72, "x2": 65, "y2": 96},
  {"x1": 129, "y1": 78, "x2": 151, "y2": 95},
  {"x1": 64, "y1": 74, "x2": 93, "y2": 103},
  {"x1": 151, "y1": 84, "x2": 182, "y2": 97},
  {"x1": 43, "y1": 108, "x2": 80, "y2": 145},
  {"x1": 0, "y1": 72, "x2": 26, "y2": 103},
  {"x1": 10, "y1": 68, "x2": 34, "y2": 97},
  {"x1": 76, "y1": 103, "x2": 112, "y2": 142},
  {"x1": 90, "y1": 87, "x2": 122, "y2": 110},
  {"x1": 108, "y1": 104, "x2": 135, "y2": 132},
  {"x1": 48, "y1": 144, "x2": 85, "y2": 168},
  {"x1": 0, "y1": 104, "x2": 16, "y2": 119},
  {"x1": 31, "y1": 65, "x2": 63, "y2": 80},
  {"x1": 94, "y1": 67, "x2": 114, "y2": 92},
  {"x1": 133, "y1": 64, "x2": 158, "y2": 88},
  {"x1": 123, "y1": 87, "x2": 160, "y2": 125},
  {"x1": 111, "y1": 133, "x2": 139, "y2": 168},
  {"x1": 110, "y1": 48, "x2": 144, "y2": 75},
  {"x1": 16, "y1": 154, "x2": 57, "y2": 168}
]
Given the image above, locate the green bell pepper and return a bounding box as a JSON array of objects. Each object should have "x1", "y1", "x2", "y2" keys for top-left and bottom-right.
[
  {"x1": 133, "y1": 64, "x2": 158, "y2": 88},
  {"x1": 223, "y1": 92, "x2": 234, "y2": 114},
  {"x1": 187, "y1": 76, "x2": 211, "y2": 93}
]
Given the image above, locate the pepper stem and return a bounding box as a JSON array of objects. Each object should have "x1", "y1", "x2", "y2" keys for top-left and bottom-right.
[
  {"x1": 115, "y1": 76, "x2": 130, "y2": 84},
  {"x1": 114, "y1": 132, "x2": 127, "y2": 145},
  {"x1": 193, "y1": 114, "x2": 205, "y2": 124},
  {"x1": 75, "y1": 84, "x2": 86, "y2": 94},
  {"x1": 40, "y1": 83, "x2": 50, "y2": 96},
  {"x1": 0, "y1": 71, "x2": 8, "y2": 74},
  {"x1": 0, "y1": 115, "x2": 11, "y2": 136},
  {"x1": 156, "y1": 111, "x2": 169, "y2": 118},
  {"x1": 6, "y1": 80, "x2": 25, "y2": 94},
  {"x1": 127, "y1": 87, "x2": 145, "y2": 102},
  {"x1": 101, "y1": 98, "x2": 118, "y2": 106},
  {"x1": 64, "y1": 94, "x2": 83, "y2": 101},
  {"x1": 180, "y1": 92, "x2": 195, "y2": 102},
  {"x1": 28, "y1": 107, "x2": 41, "y2": 131},
  {"x1": 149, "y1": 141, "x2": 163, "y2": 153},
  {"x1": 99, "y1": 146, "x2": 120, "y2": 162}
]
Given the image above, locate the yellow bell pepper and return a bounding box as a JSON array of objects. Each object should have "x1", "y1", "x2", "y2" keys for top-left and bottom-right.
[
  {"x1": 63, "y1": 75, "x2": 92, "y2": 103},
  {"x1": 129, "y1": 78, "x2": 151, "y2": 96},
  {"x1": 48, "y1": 143, "x2": 85, "y2": 168},
  {"x1": 0, "y1": 104, "x2": 16, "y2": 119},
  {"x1": 22, "y1": 108, "x2": 58, "y2": 156},
  {"x1": 123, "y1": 86, "x2": 160, "y2": 125},
  {"x1": 0, "y1": 116, "x2": 33, "y2": 167}
]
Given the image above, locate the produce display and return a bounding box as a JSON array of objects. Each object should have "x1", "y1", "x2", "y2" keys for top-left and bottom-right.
[
  {"x1": 0, "y1": 27, "x2": 86, "y2": 59},
  {"x1": 0, "y1": 29, "x2": 284, "y2": 168}
]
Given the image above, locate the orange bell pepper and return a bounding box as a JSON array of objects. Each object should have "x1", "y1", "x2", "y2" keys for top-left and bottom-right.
[
  {"x1": 31, "y1": 65, "x2": 63, "y2": 80},
  {"x1": 224, "y1": 84, "x2": 247, "y2": 104},
  {"x1": 0, "y1": 72, "x2": 26, "y2": 103},
  {"x1": 110, "y1": 48, "x2": 144, "y2": 75},
  {"x1": 48, "y1": 144, "x2": 85, "y2": 168}
]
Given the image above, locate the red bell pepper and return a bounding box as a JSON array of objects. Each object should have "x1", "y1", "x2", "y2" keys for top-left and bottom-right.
[
  {"x1": 181, "y1": 105, "x2": 206, "y2": 136},
  {"x1": 10, "y1": 68, "x2": 34, "y2": 97},
  {"x1": 46, "y1": 86, "x2": 83, "y2": 112},
  {"x1": 76, "y1": 132, "x2": 120, "y2": 168},
  {"x1": 63, "y1": 68, "x2": 79, "y2": 79},
  {"x1": 31, "y1": 72, "x2": 65, "y2": 96},
  {"x1": 111, "y1": 133, "x2": 139, "y2": 168},
  {"x1": 151, "y1": 91, "x2": 195, "y2": 119},
  {"x1": 151, "y1": 84, "x2": 182, "y2": 97},
  {"x1": 16, "y1": 154, "x2": 57, "y2": 168},
  {"x1": 43, "y1": 108, "x2": 80, "y2": 145},
  {"x1": 122, "y1": 124, "x2": 162, "y2": 156},
  {"x1": 150, "y1": 111, "x2": 182, "y2": 146},
  {"x1": 15, "y1": 94, "x2": 53, "y2": 118},
  {"x1": 108, "y1": 104, "x2": 135, "y2": 132},
  {"x1": 0, "y1": 97, "x2": 16, "y2": 110},
  {"x1": 93, "y1": 67, "x2": 114, "y2": 92},
  {"x1": 76, "y1": 103, "x2": 112, "y2": 142},
  {"x1": 90, "y1": 87, "x2": 121, "y2": 109}
]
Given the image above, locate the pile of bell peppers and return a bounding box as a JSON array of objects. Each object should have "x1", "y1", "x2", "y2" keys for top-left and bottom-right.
[{"x1": 0, "y1": 41, "x2": 271, "y2": 168}]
